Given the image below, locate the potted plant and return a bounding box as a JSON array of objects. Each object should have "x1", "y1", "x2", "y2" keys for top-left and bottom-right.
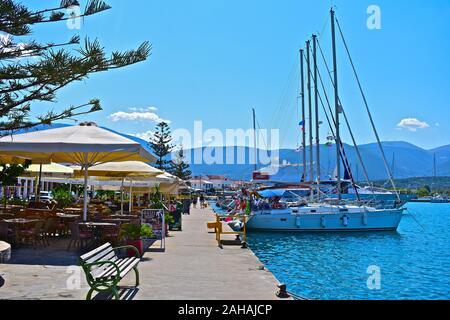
[
  {"x1": 120, "y1": 223, "x2": 153, "y2": 256},
  {"x1": 149, "y1": 188, "x2": 173, "y2": 236},
  {"x1": 52, "y1": 187, "x2": 75, "y2": 209},
  {"x1": 164, "y1": 212, "x2": 175, "y2": 235}
]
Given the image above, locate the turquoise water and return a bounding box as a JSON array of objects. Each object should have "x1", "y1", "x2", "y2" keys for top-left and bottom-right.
[{"x1": 211, "y1": 202, "x2": 449, "y2": 299}]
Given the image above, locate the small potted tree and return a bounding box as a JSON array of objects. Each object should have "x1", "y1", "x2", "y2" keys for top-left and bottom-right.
[
  {"x1": 120, "y1": 223, "x2": 153, "y2": 256},
  {"x1": 149, "y1": 187, "x2": 173, "y2": 236},
  {"x1": 164, "y1": 212, "x2": 175, "y2": 235}
]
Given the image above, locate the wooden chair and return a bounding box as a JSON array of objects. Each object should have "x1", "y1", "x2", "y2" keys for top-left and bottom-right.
[
  {"x1": 0, "y1": 221, "x2": 15, "y2": 243},
  {"x1": 0, "y1": 213, "x2": 14, "y2": 220},
  {"x1": 16, "y1": 221, "x2": 46, "y2": 249},
  {"x1": 42, "y1": 218, "x2": 63, "y2": 244},
  {"x1": 67, "y1": 223, "x2": 92, "y2": 251},
  {"x1": 100, "y1": 225, "x2": 121, "y2": 247}
]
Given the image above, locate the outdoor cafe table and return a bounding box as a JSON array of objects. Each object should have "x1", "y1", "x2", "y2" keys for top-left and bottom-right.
[
  {"x1": 78, "y1": 222, "x2": 116, "y2": 247},
  {"x1": 102, "y1": 218, "x2": 134, "y2": 225},
  {"x1": 109, "y1": 214, "x2": 140, "y2": 219},
  {"x1": 64, "y1": 207, "x2": 83, "y2": 213},
  {"x1": 3, "y1": 205, "x2": 24, "y2": 214},
  {"x1": 56, "y1": 213, "x2": 80, "y2": 219},
  {"x1": 5, "y1": 205, "x2": 24, "y2": 210},
  {"x1": 3, "y1": 218, "x2": 41, "y2": 229},
  {"x1": 56, "y1": 213, "x2": 80, "y2": 235},
  {"x1": 3, "y1": 219, "x2": 42, "y2": 241}
]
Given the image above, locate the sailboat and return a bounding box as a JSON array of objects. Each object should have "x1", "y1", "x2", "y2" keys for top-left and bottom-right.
[{"x1": 243, "y1": 8, "x2": 405, "y2": 232}]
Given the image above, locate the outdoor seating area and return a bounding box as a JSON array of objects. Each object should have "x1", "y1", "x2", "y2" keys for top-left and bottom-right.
[
  {"x1": 0, "y1": 124, "x2": 190, "y2": 251},
  {"x1": 0, "y1": 202, "x2": 143, "y2": 251}
]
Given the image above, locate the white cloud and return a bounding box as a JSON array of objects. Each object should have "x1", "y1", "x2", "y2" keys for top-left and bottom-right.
[
  {"x1": 128, "y1": 130, "x2": 154, "y2": 141},
  {"x1": 129, "y1": 106, "x2": 158, "y2": 112},
  {"x1": 109, "y1": 107, "x2": 170, "y2": 123},
  {"x1": 396, "y1": 118, "x2": 430, "y2": 132},
  {"x1": 0, "y1": 33, "x2": 33, "y2": 57}
]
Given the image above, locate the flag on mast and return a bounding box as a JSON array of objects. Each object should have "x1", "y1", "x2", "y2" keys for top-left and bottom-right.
[{"x1": 299, "y1": 120, "x2": 305, "y2": 132}]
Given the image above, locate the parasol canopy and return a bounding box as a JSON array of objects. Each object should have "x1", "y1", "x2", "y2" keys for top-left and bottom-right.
[
  {"x1": 0, "y1": 122, "x2": 156, "y2": 220},
  {"x1": 73, "y1": 161, "x2": 163, "y2": 178},
  {"x1": 22, "y1": 163, "x2": 74, "y2": 178}
]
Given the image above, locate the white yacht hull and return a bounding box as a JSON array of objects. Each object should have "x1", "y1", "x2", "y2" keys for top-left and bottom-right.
[{"x1": 246, "y1": 206, "x2": 404, "y2": 232}]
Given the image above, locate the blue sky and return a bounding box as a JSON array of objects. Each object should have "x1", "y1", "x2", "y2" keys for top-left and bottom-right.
[{"x1": 24, "y1": 0, "x2": 450, "y2": 150}]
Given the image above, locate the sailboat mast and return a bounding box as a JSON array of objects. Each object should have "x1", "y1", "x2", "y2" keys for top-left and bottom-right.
[
  {"x1": 306, "y1": 40, "x2": 314, "y2": 188},
  {"x1": 331, "y1": 8, "x2": 341, "y2": 201},
  {"x1": 252, "y1": 108, "x2": 257, "y2": 173},
  {"x1": 392, "y1": 153, "x2": 395, "y2": 179},
  {"x1": 433, "y1": 152, "x2": 436, "y2": 178},
  {"x1": 313, "y1": 34, "x2": 320, "y2": 185},
  {"x1": 300, "y1": 49, "x2": 307, "y2": 182}
]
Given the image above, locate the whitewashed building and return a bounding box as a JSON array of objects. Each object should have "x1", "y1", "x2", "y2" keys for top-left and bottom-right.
[
  {"x1": 189, "y1": 176, "x2": 213, "y2": 191},
  {"x1": 205, "y1": 175, "x2": 236, "y2": 190}
]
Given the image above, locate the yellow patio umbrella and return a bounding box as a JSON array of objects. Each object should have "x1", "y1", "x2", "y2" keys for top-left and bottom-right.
[
  {"x1": 0, "y1": 122, "x2": 156, "y2": 220},
  {"x1": 73, "y1": 161, "x2": 163, "y2": 214},
  {"x1": 73, "y1": 161, "x2": 163, "y2": 178},
  {"x1": 23, "y1": 163, "x2": 74, "y2": 178},
  {"x1": 19, "y1": 162, "x2": 74, "y2": 200}
]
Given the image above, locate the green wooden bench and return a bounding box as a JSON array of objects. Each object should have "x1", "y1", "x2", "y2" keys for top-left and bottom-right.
[{"x1": 79, "y1": 242, "x2": 141, "y2": 300}]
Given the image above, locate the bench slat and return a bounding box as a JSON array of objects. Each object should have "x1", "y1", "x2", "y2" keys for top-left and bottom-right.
[
  {"x1": 93, "y1": 257, "x2": 130, "y2": 279},
  {"x1": 85, "y1": 247, "x2": 116, "y2": 265},
  {"x1": 101, "y1": 258, "x2": 135, "y2": 278},
  {"x1": 90, "y1": 255, "x2": 119, "y2": 278},
  {"x1": 80, "y1": 243, "x2": 112, "y2": 262},
  {"x1": 97, "y1": 258, "x2": 140, "y2": 280},
  {"x1": 88, "y1": 253, "x2": 118, "y2": 273},
  {"x1": 95, "y1": 257, "x2": 138, "y2": 280},
  {"x1": 118, "y1": 258, "x2": 140, "y2": 278}
]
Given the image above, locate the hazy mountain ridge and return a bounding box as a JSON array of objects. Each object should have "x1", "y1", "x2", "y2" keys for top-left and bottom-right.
[
  {"x1": 186, "y1": 142, "x2": 450, "y2": 181},
  {"x1": 10, "y1": 124, "x2": 449, "y2": 181}
]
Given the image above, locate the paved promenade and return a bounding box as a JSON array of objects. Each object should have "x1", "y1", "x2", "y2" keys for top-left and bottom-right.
[{"x1": 0, "y1": 207, "x2": 282, "y2": 300}]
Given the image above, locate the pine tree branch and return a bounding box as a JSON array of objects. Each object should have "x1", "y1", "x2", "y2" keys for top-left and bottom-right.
[
  {"x1": 0, "y1": 100, "x2": 101, "y2": 133},
  {"x1": 0, "y1": 1, "x2": 150, "y2": 133}
]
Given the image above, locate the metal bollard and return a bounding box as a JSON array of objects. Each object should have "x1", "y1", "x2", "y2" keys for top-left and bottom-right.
[{"x1": 276, "y1": 284, "x2": 291, "y2": 298}]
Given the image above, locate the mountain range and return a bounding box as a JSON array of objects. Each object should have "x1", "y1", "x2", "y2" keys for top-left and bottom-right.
[
  {"x1": 185, "y1": 143, "x2": 450, "y2": 181},
  {"x1": 8, "y1": 123, "x2": 450, "y2": 181}
]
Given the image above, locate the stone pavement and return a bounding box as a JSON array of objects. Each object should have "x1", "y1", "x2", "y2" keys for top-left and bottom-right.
[{"x1": 0, "y1": 207, "x2": 282, "y2": 300}]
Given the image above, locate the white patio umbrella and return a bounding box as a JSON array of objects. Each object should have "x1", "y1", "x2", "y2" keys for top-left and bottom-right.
[{"x1": 0, "y1": 122, "x2": 155, "y2": 220}]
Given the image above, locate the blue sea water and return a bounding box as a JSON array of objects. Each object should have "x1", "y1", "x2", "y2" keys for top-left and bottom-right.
[{"x1": 211, "y1": 202, "x2": 449, "y2": 299}]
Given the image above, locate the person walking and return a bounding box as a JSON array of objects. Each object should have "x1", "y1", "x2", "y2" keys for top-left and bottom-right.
[
  {"x1": 199, "y1": 193, "x2": 205, "y2": 209},
  {"x1": 192, "y1": 195, "x2": 198, "y2": 208}
]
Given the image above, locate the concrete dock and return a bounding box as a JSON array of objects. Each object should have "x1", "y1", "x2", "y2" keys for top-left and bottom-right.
[{"x1": 0, "y1": 207, "x2": 283, "y2": 300}]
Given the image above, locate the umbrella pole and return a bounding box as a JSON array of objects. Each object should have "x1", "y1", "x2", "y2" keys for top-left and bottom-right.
[
  {"x1": 34, "y1": 176, "x2": 39, "y2": 201},
  {"x1": 129, "y1": 180, "x2": 133, "y2": 213},
  {"x1": 37, "y1": 163, "x2": 43, "y2": 202},
  {"x1": 121, "y1": 178, "x2": 124, "y2": 215},
  {"x1": 83, "y1": 154, "x2": 89, "y2": 221}
]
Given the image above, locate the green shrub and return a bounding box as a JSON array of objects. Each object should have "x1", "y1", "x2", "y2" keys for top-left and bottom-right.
[
  {"x1": 52, "y1": 188, "x2": 74, "y2": 208},
  {"x1": 120, "y1": 223, "x2": 153, "y2": 240},
  {"x1": 164, "y1": 212, "x2": 175, "y2": 225}
]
